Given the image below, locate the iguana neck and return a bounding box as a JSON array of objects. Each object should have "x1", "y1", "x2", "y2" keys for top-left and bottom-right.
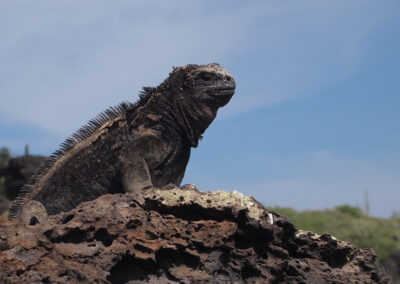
[
  {"x1": 173, "y1": 95, "x2": 214, "y2": 148},
  {"x1": 131, "y1": 90, "x2": 215, "y2": 148}
]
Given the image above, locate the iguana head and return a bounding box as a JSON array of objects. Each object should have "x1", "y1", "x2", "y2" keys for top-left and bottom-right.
[
  {"x1": 172, "y1": 63, "x2": 236, "y2": 109},
  {"x1": 159, "y1": 63, "x2": 235, "y2": 147}
]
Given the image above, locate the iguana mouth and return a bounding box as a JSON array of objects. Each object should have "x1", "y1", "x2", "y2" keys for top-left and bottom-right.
[
  {"x1": 210, "y1": 87, "x2": 235, "y2": 94},
  {"x1": 200, "y1": 85, "x2": 235, "y2": 105},
  {"x1": 214, "y1": 87, "x2": 235, "y2": 94}
]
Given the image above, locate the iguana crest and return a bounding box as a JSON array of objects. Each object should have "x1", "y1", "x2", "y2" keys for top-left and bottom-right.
[{"x1": 9, "y1": 63, "x2": 236, "y2": 223}]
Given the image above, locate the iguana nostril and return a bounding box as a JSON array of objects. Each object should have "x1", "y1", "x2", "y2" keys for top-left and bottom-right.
[{"x1": 29, "y1": 216, "x2": 40, "y2": 225}]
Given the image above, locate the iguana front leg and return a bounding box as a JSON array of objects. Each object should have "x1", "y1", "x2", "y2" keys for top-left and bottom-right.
[
  {"x1": 119, "y1": 130, "x2": 168, "y2": 193},
  {"x1": 120, "y1": 157, "x2": 152, "y2": 193}
]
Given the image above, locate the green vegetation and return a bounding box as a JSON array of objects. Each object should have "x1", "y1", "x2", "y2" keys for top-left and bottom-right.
[
  {"x1": 0, "y1": 147, "x2": 11, "y2": 196},
  {"x1": 0, "y1": 176, "x2": 6, "y2": 196},
  {"x1": 0, "y1": 147, "x2": 11, "y2": 162},
  {"x1": 267, "y1": 205, "x2": 400, "y2": 262}
]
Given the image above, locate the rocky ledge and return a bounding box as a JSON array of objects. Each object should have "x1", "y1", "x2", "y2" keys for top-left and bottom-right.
[{"x1": 0, "y1": 185, "x2": 388, "y2": 283}]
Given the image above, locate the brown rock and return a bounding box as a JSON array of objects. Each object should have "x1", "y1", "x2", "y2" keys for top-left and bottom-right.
[{"x1": 0, "y1": 185, "x2": 389, "y2": 283}]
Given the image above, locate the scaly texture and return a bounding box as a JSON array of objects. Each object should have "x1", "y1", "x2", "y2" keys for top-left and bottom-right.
[
  {"x1": 9, "y1": 63, "x2": 235, "y2": 222},
  {"x1": 0, "y1": 185, "x2": 389, "y2": 283}
]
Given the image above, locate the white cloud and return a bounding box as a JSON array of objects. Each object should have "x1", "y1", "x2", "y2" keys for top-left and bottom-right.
[{"x1": 0, "y1": 0, "x2": 392, "y2": 135}]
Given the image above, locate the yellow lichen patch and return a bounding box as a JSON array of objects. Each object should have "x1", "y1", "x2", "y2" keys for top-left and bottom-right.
[{"x1": 145, "y1": 186, "x2": 273, "y2": 225}]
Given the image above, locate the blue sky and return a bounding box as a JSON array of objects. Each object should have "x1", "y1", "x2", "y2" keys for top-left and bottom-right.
[{"x1": 0, "y1": 1, "x2": 399, "y2": 217}]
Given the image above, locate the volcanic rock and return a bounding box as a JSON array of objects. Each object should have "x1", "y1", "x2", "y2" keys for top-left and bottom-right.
[{"x1": 0, "y1": 185, "x2": 388, "y2": 283}]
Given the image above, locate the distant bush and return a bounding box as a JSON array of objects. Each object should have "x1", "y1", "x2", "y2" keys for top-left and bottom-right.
[
  {"x1": 0, "y1": 147, "x2": 11, "y2": 196},
  {"x1": 0, "y1": 147, "x2": 11, "y2": 162},
  {"x1": 0, "y1": 176, "x2": 5, "y2": 196},
  {"x1": 335, "y1": 204, "x2": 363, "y2": 217}
]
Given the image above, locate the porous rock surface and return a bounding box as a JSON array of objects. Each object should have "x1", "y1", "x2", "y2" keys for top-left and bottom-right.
[{"x1": 0, "y1": 185, "x2": 388, "y2": 283}]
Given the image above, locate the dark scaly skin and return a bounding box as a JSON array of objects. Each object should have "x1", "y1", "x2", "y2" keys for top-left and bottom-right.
[{"x1": 10, "y1": 63, "x2": 235, "y2": 223}]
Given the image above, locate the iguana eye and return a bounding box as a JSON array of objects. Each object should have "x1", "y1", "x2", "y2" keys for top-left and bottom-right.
[{"x1": 199, "y1": 72, "x2": 214, "y2": 81}]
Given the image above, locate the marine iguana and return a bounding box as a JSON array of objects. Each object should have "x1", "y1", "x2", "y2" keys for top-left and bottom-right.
[{"x1": 9, "y1": 63, "x2": 235, "y2": 224}]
